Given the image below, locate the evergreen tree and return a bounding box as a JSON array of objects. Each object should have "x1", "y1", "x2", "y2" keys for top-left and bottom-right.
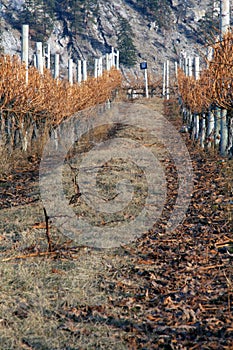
[
  {"x1": 20, "y1": 0, "x2": 55, "y2": 41},
  {"x1": 197, "y1": 0, "x2": 220, "y2": 44},
  {"x1": 134, "y1": 0, "x2": 172, "y2": 29},
  {"x1": 117, "y1": 17, "x2": 137, "y2": 68}
]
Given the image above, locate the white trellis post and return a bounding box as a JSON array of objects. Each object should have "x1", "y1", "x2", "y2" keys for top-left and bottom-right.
[
  {"x1": 162, "y1": 61, "x2": 166, "y2": 97},
  {"x1": 206, "y1": 46, "x2": 214, "y2": 67},
  {"x1": 21, "y1": 24, "x2": 29, "y2": 84},
  {"x1": 214, "y1": 106, "x2": 221, "y2": 148},
  {"x1": 207, "y1": 108, "x2": 215, "y2": 148},
  {"x1": 82, "y1": 60, "x2": 87, "y2": 81},
  {"x1": 33, "y1": 54, "x2": 37, "y2": 67},
  {"x1": 166, "y1": 59, "x2": 170, "y2": 100},
  {"x1": 99, "y1": 56, "x2": 103, "y2": 76},
  {"x1": 68, "y1": 58, "x2": 73, "y2": 85},
  {"x1": 106, "y1": 53, "x2": 110, "y2": 71},
  {"x1": 116, "y1": 50, "x2": 120, "y2": 69},
  {"x1": 184, "y1": 56, "x2": 188, "y2": 76},
  {"x1": 179, "y1": 55, "x2": 183, "y2": 69},
  {"x1": 194, "y1": 56, "x2": 200, "y2": 80},
  {"x1": 174, "y1": 61, "x2": 178, "y2": 78},
  {"x1": 200, "y1": 116, "x2": 206, "y2": 149},
  {"x1": 220, "y1": 109, "x2": 228, "y2": 156},
  {"x1": 144, "y1": 66, "x2": 149, "y2": 98},
  {"x1": 94, "y1": 58, "x2": 98, "y2": 78},
  {"x1": 220, "y1": 0, "x2": 230, "y2": 40},
  {"x1": 194, "y1": 114, "x2": 199, "y2": 140},
  {"x1": 108, "y1": 53, "x2": 113, "y2": 68},
  {"x1": 111, "y1": 47, "x2": 115, "y2": 67},
  {"x1": 187, "y1": 56, "x2": 193, "y2": 77},
  {"x1": 193, "y1": 56, "x2": 200, "y2": 142},
  {"x1": 77, "y1": 60, "x2": 82, "y2": 83},
  {"x1": 36, "y1": 42, "x2": 43, "y2": 74},
  {"x1": 45, "y1": 43, "x2": 51, "y2": 70},
  {"x1": 54, "y1": 53, "x2": 60, "y2": 79},
  {"x1": 220, "y1": 0, "x2": 230, "y2": 155}
]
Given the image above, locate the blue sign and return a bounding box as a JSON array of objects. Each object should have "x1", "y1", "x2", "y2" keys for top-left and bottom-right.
[{"x1": 140, "y1": 62, "x2": 147, "y2": 70}]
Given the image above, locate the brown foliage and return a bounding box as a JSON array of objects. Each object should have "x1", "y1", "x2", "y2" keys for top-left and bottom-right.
[
  {"x1": 177, "y1": 30, "x2": 233, "y2": 112},
  {"x1": 0, "y1": 54, "x2": 122, "y2": 126}
]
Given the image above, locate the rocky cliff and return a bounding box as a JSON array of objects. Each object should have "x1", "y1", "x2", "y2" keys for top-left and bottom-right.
[{"x1": 0, "y1": 0, "x2": 222, "y2": 76}]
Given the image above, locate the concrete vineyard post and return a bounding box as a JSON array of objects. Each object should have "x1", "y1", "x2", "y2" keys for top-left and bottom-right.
[
  {"x1": 194, "y1": 114, "x2": 199, "y2": 140},
  {"x1": 111, "y1": 47, "x2": 115, "y2": 67},
  {"x1": 188, "y1": 56, "x2": 192, "y2": 77},
  {"x1": 54, "y1": 53, "x2": 59, "y2": 79},
  {"x1": 45, "y1": 43, "x2": 51, "y2": 70},
  {"x1": 194, "y1": 56, "x2": 200, "y2": 80},
  {"x1": 77, "y1": 60, "x2": 82, "y2": 83},
  {"x1": 33, "y1": 54, "x2": 37, "y2": 67},
  {"x1": 21, "y1": 24, "x2": 29, "y2": 84},
  {"x1": 36, "y1": 42, "x2": 43, "y2": 74},
  {"x1": 83, "y1": 60, "x2": 87, "y2": 81},
  {"x1": 174, "y1": 61, "x2": 178, "y2": 78},
  {"x1": 166, "y1": 59, "x2": 170, "y2": 100},
  {"x1": 106, "y1": 53, "x2": 110, "y2": 71},
  {"x1": 207, "y1": 108, "x2": 215, "y2": 148},
  {"x1": 220, "y1": 109, "x2": 228, "y2": 156},
  {"x1": 68, "y1": 58, "x2": 73, "y2": 85},
  {"x1": 200, "y1": 117, "x2": 206, "y2": 149},
  {"x1": 220, "y1": 0, "x2": 230, "y2": 155},
  {"x1": 144, "y1": 67, "x2": 149, "y2": 98},
  {"x1": 214, "y1": 107, "x2": 221, "y2": 148},
  {"x1": 193, "y1": 56, "x2": 200, "y2": 141},
  {"x1": 116, "y1": 50, "x2": 120, "y2": 69},
  {"x1": 184, "y1": 56, "x2": 188, "y2": 76},
  {"x1": 99, "y1": 56, "x2": 103, "y2": 76},
  {"x1": 94, "y1": 58, "x2": 98, "y2": 78},
  {"x1": 228, "y1": 118, "x2": 233, "y2": 155},
  {"x1": 206, "y1": 46, "x2": 213, "y2": 66},
  {"x1": 220, "y1": 0, "x2": 230, "y2": 39},
  {"x1": 162, "y1": 61, "x2": 166, "y2": 97},
  {"x1": 179, "y1": 56, "x2": 182, "y2": 69}
]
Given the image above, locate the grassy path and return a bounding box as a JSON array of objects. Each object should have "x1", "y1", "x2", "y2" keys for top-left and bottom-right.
[{"x1": 0, "y1": 98, "x2": 232, "y2": 349}]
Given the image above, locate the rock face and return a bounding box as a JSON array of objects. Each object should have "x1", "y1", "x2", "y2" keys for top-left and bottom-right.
[{"x1": 0, "y1": 0, "x2": 219, "y2": 76}]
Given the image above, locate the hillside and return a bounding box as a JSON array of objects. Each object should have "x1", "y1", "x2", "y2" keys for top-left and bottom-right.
[{"x1": 0, "y1": 0, "x2": 221, "y2": 76}]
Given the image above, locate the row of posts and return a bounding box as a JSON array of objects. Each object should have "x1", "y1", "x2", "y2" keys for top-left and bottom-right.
[
  {"x1": 162, "y1": 55, "x2": 200, "y2": 101},
  {"x1": 178, "y1": 52, "x2": 229, "y2": 156},
  {"x1": 21, "y1": 24, "x2": 120, "y2": 85},
  {"x1": 177, "y1": 0, "x2": 231, "y2": 157}
]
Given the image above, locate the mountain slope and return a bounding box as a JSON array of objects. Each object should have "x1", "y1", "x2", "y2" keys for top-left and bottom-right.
[{"x1": 0, "y1": 0, "x2": 220, "y2": 75}]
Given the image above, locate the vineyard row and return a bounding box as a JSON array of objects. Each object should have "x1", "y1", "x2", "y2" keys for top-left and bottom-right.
[
  {"x1": 0, "y1": 54, "x2": 121, "y2": 153},
  {"x1": 177, "y1": 30, "x2": 233, "y2": 157}
]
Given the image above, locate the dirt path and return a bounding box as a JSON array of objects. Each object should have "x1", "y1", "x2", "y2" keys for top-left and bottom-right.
[{"x1": 0, "y1": 97, "x2": 232, "y2": 349}]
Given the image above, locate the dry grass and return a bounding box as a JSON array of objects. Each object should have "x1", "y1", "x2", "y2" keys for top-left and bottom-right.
[
  {"x1": 0, "y1": 202, "x2": 131, "y2": 349},
  {"x1": 1, "y1": 98, "x2": 232, "y2": 349},
  {"x1": 0, "y1": 99, "x2": 167, "y2": 349}
]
